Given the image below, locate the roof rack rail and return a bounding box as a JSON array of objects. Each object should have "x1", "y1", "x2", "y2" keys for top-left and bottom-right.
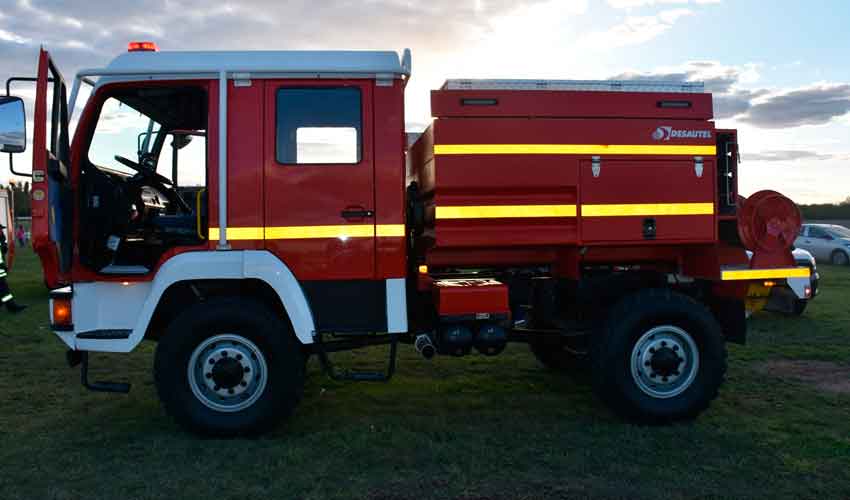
[{"x1": 442, "y1": 79, "x2": 705, "y2": 93}]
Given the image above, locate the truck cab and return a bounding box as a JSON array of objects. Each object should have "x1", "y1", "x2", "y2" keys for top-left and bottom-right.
[{"x1": 21, "y1": 46, "x2": 411, "y2": 346}]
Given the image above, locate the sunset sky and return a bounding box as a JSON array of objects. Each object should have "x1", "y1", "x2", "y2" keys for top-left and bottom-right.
[{"x1": 1, "y1": 0, "x2": 849, "y2": 203}]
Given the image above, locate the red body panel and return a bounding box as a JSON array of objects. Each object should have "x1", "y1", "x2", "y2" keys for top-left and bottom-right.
[
  {"x1": 404, "y1": 85, "x2": 744, "y2": 276},
  {"x1": 431, "y1": 90, "x2": 713, "y2": 120},
  {"x1": 262, "y1": 79, "x2": 376, "y2": 281},
  {"x1": 372, "y1": 80, "x2": 407, "y2": 279},
  {"x1": 30, "y1": 49, "x2": 60, "y2": 287},
  {"x1": 225, "y1": 80, "x2": 265, "y2": 251},
  {"x1": 433, "y1": 279, "x2": 510, "y2": 317},
  {"x1": 579, "y1": 158, "x2": 715, "y2": 243}
]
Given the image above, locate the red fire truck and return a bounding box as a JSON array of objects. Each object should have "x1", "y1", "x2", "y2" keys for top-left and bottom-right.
[{"x1": 0, "y1": 44, "x2": 810, "y2": 435}]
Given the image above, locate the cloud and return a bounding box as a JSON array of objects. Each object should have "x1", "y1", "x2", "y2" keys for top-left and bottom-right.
[
  {"x1": 0, "y1": 0, "x2": 555, "y2": 83},
  {"x1": 0, "y1": 29, "x2": 30, "y2": 45},
  {"x1": 611, "y1": 61, "x2": 763, "y2": 119},
  {"x1": 743, "y1": 150, "x2": 850, "y2": 162},
  {"x1": 612, "y1": 62, "x2": 850, "y2": 128},
  {"x1": 606, "y1": 0, "x2": 719, "y2": 8},
  {"x1": 577, "y1": 8, "x2": 694, "y2": 50},
  {"x1": 738, "y1": 84, "x2": 850, "y2": 129}
]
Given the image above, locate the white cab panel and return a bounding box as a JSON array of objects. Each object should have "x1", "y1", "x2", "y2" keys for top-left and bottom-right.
[{"x1": 61, "y1": 250, "x2": 317, "y2": 353}]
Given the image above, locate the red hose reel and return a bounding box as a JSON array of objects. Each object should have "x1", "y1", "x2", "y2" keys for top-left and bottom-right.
[{"x1": 737, "y1": 190, "x2": 801, "y2": 267}]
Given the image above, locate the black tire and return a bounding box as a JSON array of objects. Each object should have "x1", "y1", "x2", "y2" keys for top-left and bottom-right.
[
  {"x1": 154, "y1": 298, "x2": 304, "y2": 436},
  {"x1": 529, "y1": 339, "x2": 587, "y2": 374},
  {"x1": 831, "y1": 249, "x2": 849, "y2": 266},
  {"x1": 591, "y1": 289, "x2": 727, "y2": 423},
  {"x1": 790, "y1": 299, "x2": 808, "y2": 316}
]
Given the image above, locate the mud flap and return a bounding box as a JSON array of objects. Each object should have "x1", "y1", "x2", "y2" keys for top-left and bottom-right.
[
  {"x1": 764, "y1": 285, "x2": 799, "y2": 315},
  {"x1": 711, "y1": 297, "x2": 747, "y2": 345}
]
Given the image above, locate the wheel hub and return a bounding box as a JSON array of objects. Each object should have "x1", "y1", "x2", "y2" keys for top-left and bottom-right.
[
  {"x1": 649, "y1": 346, "x2": 682, "y2": 377},
  {"x1": 211, "y1": 356, "x2": 246, "y2": 389},
  {"x1": 188, "y1": 334, "x2": 268, "y2": 412},
  {"x1": 630, "y1": 325, "x2": 699, "y2": 399}
]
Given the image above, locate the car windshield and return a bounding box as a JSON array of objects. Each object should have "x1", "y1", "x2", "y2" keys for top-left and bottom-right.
[{"x1": 830, "y1": 225, "x2": 850, "y2": 238}]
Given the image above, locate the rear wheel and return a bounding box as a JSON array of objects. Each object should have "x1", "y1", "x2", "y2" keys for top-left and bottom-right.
[
  {"x1": 831, "y1": 249, "x2": 849, "y2": 266},
  {"x1": 529, "y1": 339, "x2": 587, "y2": 374},
  {"x1": 790, "y1": 299, "x2": 808, "y2": 316},
  {"x1": 591, "y1": 289, "x2": 726, "y2": 423},
  {"x1": 154, "y1": 298, "x2": 304, "y2": 436}
]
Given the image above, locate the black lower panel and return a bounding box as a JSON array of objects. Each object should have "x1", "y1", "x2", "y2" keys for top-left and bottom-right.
[{"x1": 301, "y1": 280, "x2": 386, "y2": 333}]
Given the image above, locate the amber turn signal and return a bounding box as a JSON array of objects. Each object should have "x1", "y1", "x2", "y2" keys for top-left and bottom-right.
[{"x1": 52, "y1": 297, "x2": 72, "y2": 327}]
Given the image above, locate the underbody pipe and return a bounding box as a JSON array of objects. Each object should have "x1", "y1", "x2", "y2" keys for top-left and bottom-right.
[{"x1": 415, "y1": 333, "x2": 435, "y2": 359}]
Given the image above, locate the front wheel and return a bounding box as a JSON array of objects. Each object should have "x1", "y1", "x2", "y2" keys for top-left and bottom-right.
[
  {"x1": 831, "y1": 250, "x2": 849, "y2": 266},
  {"x1": 592, "y1": 289, "x2": 727, "y2": 423},
  {"x1": 154, "y1": 298, "x2": 304, "y2": 436}
]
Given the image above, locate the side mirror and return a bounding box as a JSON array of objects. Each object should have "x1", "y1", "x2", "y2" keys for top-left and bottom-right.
[
  {"x1": 171, "y1": 133, "x2": 193, "y2": 150},
  {"x1": 0, "y1": 96, "x2": 26, "y2": 153}
]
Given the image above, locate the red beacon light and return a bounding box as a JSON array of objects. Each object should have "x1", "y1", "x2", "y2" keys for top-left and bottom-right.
[{"x1": 128, "y1": 41, "x2": 158, "y2": 52}]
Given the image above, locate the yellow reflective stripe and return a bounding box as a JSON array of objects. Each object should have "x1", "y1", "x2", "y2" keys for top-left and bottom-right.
[
  {"x1": 436, "y1": 204, "x2": 577, "y2": 219},
  {"x1": 265, "y1": 225, "x2": 374, "y2": 239},
  {"x1": 434, "y1": 203, "x2": 713, "y2": 219},
  {"x1": 208, "y1": 227, "x2": 264, "y2": 241},
  {"x1": 722, "y1": 267, "x2": 811, "y2": 281},
  {"x1": 582, "y1": 202, "x2": 714, "y2": 217},
  {"x1": 1, "y1": 294, "x2": 12, "y2": 302},
  {"x1": 208, "y1": 225, "x2": 405, "y2": 240},
  {"x1": 434, "y1": 144, "x2": 717, "y2": 156},
  {"x1": 376, "y1": 224, "x2": 406, "y2": 237}
]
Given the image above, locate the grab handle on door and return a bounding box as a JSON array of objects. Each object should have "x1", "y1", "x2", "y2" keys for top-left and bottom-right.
[{"x1": 341, "y1": 208, "x2": 375, "y2": 219}]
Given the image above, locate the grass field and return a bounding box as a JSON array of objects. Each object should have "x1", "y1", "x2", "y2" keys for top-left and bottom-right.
[{"x1": 1, "y1": 249, "x2": 848, "y2": 500}]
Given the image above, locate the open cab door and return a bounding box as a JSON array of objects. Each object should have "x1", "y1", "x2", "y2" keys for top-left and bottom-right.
[{"x1": 31, "y1": 48, "x2": 73, "y2": 288}]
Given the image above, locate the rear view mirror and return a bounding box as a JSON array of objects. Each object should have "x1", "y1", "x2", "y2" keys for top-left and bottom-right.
[
  {"x1": 171, "y1": 133, "x2": 193, "y2": 150},
  {"x1": 0, "y1": 96, "x2": 26, "y2": 153}
]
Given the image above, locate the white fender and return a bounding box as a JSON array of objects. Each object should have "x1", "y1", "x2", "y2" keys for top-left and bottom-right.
[{"x1": 72, "y1": 250, "x2": 316, "y2": 353}]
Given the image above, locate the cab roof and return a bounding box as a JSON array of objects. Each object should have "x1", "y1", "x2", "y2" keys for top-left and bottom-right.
[{"x1": 101, "y1": 50, "x2": 411, "y2": 78}]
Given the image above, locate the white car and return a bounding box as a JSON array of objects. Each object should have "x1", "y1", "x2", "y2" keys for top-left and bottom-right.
[{"x1": 795, "y1": 224, "x2": 850, "y2": 266}]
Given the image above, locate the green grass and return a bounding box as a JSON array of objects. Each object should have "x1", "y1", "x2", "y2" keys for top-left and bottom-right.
[{"x1": 1, "y1": 249, "x2": 849, "y2": 500}]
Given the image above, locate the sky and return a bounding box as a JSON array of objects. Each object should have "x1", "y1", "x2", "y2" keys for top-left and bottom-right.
[{"x1": 1, "y1": 0, "x2": 849, "y2": 204}]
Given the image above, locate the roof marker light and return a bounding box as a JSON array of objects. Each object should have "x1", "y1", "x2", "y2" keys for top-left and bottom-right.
[{"x1": 128, "y1": 41, "x2": 158, "y2": 52}]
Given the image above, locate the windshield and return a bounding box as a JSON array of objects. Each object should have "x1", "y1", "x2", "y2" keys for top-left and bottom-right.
[
  {"x1": 830, "y1": 225, "x2": 850, "y2": 238},
  {"x1": 88, "y1": 97, "x2": 162, "y2": 175}
]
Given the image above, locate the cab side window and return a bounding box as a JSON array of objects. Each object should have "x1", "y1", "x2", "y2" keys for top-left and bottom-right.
[{"x1": 275, "y1": 87, "x2": 361, "y2": 165}]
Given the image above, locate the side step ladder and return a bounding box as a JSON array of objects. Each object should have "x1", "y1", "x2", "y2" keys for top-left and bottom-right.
[
  {"x1": 66, "y1": 350, "x2": 131, "y2": 393},
  {"x1": 314, "y1": 333, "x2": 398, "y2": 382}
]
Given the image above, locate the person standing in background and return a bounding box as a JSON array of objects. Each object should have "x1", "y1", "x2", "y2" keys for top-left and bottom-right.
[
  {"x1": 15, "y1": 225, "x2": 25, "y2": 247},
  {"x1": 0, "y1": 224, "x2": 26, "y2": 313}
]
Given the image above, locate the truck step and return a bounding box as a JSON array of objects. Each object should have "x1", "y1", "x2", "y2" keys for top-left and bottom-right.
[
  {"x1": 76, "y1": 329, "x2": 131, "y2": 340},
  {"x1": 78, "y1": 351, "x2": 131, "y2": 394},
  {"x1": 314, "y1": 332, "x2": 398, "y2": 382},
  {"x1": 99, "y1": 265, "x2": 149, "y2": 275}
]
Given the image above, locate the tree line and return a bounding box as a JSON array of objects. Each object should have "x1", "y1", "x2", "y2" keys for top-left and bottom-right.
[
  {"x1": 8, "y1": 181, "x2": 31, "y2": 217},
  {"x1": 799, "y1": 196, "x2": 850, "y2": 221}
]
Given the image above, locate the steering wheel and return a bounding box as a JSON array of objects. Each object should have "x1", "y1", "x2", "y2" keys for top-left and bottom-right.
[
  {"x1": 114, "y1": 155, "x2": 192, "y2": 213},
  {"x1": 114, "y1": 155, "x2": 174, "y2": 186}
]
